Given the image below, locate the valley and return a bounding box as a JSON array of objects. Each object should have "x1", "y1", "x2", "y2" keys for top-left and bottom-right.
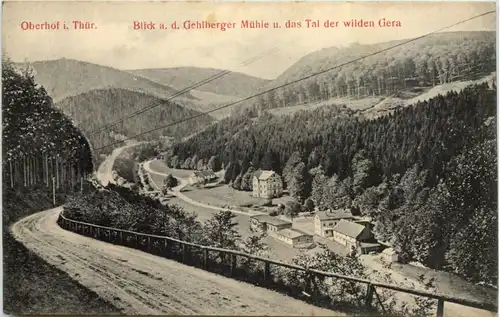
[
  {"x1": 4, "y1": 12, "x2": 497, "y2": 317},
  {"x1": 141, "y1": 158, "x2": 497, "y2": 317}
]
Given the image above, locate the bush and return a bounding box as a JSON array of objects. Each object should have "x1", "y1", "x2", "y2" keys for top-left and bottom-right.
[
  {"x1": 261, "y1": 199, "x2": 273, "y2": 207},
  {"x1": 303, "y1": 198, "x2": 315, "y2": 212},
  {"x1": 113, "y1": 157, "x2": 137, "y2": 184},
  {"x1": 284, "y1": 200, "x2": 302, "y2": 217},
  {"x1": 163, "y1": 174, "x2": 178, "y2": 188},
  {"x1": 269, "y1": 209, "x2": 279, "y2": 216}
]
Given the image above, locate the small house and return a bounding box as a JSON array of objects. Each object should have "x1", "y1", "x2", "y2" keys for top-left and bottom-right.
[
  {"x1": 332, "y1": 219, "x2": 374, "y2": 251},
  {"x1": 275, "y1": 228, "x2": 314, "y2": 248},
  {"x1": 359, "y1": 242, "x2": 381, "y2": 254},
  {"x1": 250, "y1": 214, "x2": 292, "y2": 233},
  {"x1": 188, "y1": 170, "x2": 217, "y2": 185},
  {"x1": 252, "y1": 170, "x2": 283, "y2": 199},
  {"x1": 354, "y1": 217, "x2": 375, "y2": 231},
  {"x1": 314, "y1": 209, "x2": 355, "y2": 237},
  {"x1": 382, "y1": 247, "x2": 399, "y2": 263}
]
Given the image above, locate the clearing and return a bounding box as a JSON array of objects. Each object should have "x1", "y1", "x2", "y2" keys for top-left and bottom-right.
[
  {"x1": 182, "y1": 182, "x2": 295, "y2": 210},
  {"x1": 267, "y1": 72, "x2": 496, "y2": 119}
]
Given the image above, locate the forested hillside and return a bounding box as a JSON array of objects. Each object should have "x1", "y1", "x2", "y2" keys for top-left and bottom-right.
[
  {"x1": 168, "y1": 83, "x2": 497, "y2": 284},
  {"x1": 3, "y1": 58, "x2": 93, "y2": 175},
  {"x1": 55, "y1": 88, "x2": 215, "y2": 152},
  {"x1": 2, "y1": 57, "x2": 105, "y2": 314},
  {"x1": 241, "y1": 32, "x2": 495, "y2": 114},
  {"x1": 129, "y1": 67, "x2": 270, "y2": 97},
  {"x1": 16, "y1": 58, "x2": 198, "y2": 103}
]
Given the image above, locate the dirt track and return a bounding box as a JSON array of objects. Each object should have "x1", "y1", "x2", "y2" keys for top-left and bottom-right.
[{"x1": 11, "y1": 207, "x2": 343, "y2": 316}]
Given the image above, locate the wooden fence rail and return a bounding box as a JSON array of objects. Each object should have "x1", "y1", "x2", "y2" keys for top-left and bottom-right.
[{"x1": 57, "y1": 212, "x2": 497, "y2": 317}]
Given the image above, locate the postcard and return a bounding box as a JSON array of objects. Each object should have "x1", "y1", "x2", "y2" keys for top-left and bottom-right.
[{"x1": 2, "y1": 1, "x2": 497, "y2": 316}]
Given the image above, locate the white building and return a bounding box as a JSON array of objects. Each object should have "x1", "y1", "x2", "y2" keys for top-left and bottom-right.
[
  {"x1": 382, "y1": 247, "x2": 399, "y2": 263},
  {"x1": 275, "y1": 228, "x2": 314, "y2": 248},
  {"x1": 252, "y1": 170, "x2": 283, "y2": 199},
  {"x1": 188, "y1": 170, "x2": 217, "y2": 185},
  {"x1": 332, "y1": 219, "x2": 374, "y2": 251},
  {"x1": 314, "y1": 209, "x2": 355, "y2": 237},
  {"x1": 250, "y1": 214, "x2": 292, "y2": 233}
]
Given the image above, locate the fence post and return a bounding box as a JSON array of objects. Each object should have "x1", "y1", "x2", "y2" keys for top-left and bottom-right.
[
  {"x1": 203, "y1": 248, "x2": 209, "y2": 270},
  {"x1": 304, "y1": 269, "x2": 311, "y2": 294},
  {"x1": 96, "y1": 227, "x2": 100, "y2": 239},
  {"x1": 436, "y1": 299, "x2": 444, "y2": 317},
  {"x1": 147, "y1": 236, "x2": 152, "y2": 253},
  {"x1": 264, "y1": 260, "x2": 271, "y2": 284},
  {"x1": 365, "y1": 284, "x2": 375, "y2": 308},
  {"x1": 182, "y1": 244, "x2": 187, "y2": 263},
  {"x1": 118, "y1": 231, "x2": 123, "y2": 245},
  {"x1": 164, "y1": 239, "x2": 169, "y2": 257},
  {"x1": 230, "y1": 254, "x2": 237, "y2": 276}
]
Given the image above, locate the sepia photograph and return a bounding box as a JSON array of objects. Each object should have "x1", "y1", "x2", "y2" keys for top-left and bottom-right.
[{"x1": 1, "y1": 1, "x2": 498, "y2": 316}]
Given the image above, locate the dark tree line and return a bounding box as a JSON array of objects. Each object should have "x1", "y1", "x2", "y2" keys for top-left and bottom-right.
[
  {"x1": 53, "y1": 88, "x2": 215, "y2": 155},
  {"x1": 171, "y1": 83, "x2": 497, "y2": 284},
  {"x1": 173, "y1": 84, "x2": 495, "y2": 185},
  {"x1": 2, "y1": 57, "x2": 93, "y2": 187}
]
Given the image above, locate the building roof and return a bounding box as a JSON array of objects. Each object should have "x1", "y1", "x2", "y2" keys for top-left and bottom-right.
[
  {"x1": 192, "y1": 170, "x2": 216, "y2": 178},
  {"x1": 360, "y1": 242, "x2": 380, "y2": 248},
  {"x1": 354, "y1": 219, "x2": 372, "y2": 226},
  {"x1": 333, "y1": 219, "x2": 366, "y2": 239},
  {"x1": 277, "y1": 228, "x2": 312, "y2": 239},
  {"x1": 253, "y1": 170, "x2": 279, "y2": 181},
  {"x1": 250, "y1": 214, "x2": 291, "y2": 227},
  {"x1": 315, "y1": 209, "x2": 354, "y2": 221},
  {"x1": 382, "y1": 247, "x2": 397, "y2": 255}
]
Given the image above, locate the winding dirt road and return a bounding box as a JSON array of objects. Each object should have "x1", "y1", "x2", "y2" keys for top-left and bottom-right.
[
  {"x1": 143, "y1": 160, "x2": 265, "y2": 217},
  {"x1": 11, "y1": 207, "x2": 343, "y2": 315},
  {"x1": 97, "y1": 142, "x2": 140, "y2": 186}
]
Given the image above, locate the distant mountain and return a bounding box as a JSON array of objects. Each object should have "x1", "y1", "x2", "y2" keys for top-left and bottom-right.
[
  {"x1": 241, "y1": 31, "x2": 496, "y2": 116},
  {"x1": 128, "y1": 67, "x2": 271, "y2": 97},
  {"x1": 55, "y1": 88, "x2": 215, "y2": 152},
  {"x1": 15, "y1": 58, "x2": 198, "y2": 103},
  {"x1": 271, "y1": 31, "x2": 495, "y2": 88}
]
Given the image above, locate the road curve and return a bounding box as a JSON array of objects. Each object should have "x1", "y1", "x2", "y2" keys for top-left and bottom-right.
[
  {"x1": 11, "y1": 207, "x2": 343, "y2": 316},
  {"x1": 144, "y1": 160, "x2": 265, "y2": 217},
  {"x1": 97, "y1": 142, "x2": 145, "y2": 186}
]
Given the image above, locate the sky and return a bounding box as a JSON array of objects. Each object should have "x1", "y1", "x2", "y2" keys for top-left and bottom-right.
[{"x1": 2, "y1": 1, "x2": 496, "y2": 79}]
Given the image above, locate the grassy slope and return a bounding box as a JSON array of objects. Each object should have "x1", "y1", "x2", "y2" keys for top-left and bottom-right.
[
  {"x1": 128, "y1": 67, "x2": 271, "y2": 97},
  {"x1": 3, "y1": 186, "x2": 120, "y2": 315},
  {"x1": 17, "y1": 58, "x2": 197, "y2": 103},
  {"x1": 267, "y1": 73, "x2": 495, "y2": 119}
]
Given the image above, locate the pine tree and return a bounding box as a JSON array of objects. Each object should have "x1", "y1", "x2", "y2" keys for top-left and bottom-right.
[{"x1": 203, "y1": 211, "x2": 241, "y2": 250}]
